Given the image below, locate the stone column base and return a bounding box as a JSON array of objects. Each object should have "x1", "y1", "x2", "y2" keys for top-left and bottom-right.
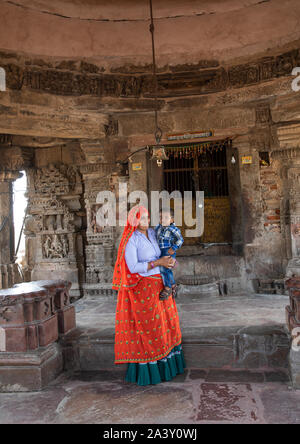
[{"x1": 0, "y1": 343, "x2": 63, "y2": 392}]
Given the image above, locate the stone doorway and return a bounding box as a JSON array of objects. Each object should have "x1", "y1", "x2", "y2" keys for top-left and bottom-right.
[{"x1": 163, "y1": 139, "x2": 232, "y2": 246}]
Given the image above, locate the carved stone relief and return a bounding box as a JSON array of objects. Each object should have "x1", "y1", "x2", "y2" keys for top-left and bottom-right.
[
  {"x1": 43, "y1": 234, "x2": 69, "y2": 259},
  {"x1": 33, "y1": 163, "x2": 78, "y2": 195},
  {"x1": 24, "y1": 163, "x2": 84, "y2": 298},
  {"x1": 2, "y1": 47, "x2": 300, "y2": 98}
]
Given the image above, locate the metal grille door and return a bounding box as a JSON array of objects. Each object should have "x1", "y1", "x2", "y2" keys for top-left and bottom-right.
[{"x1": 163, "y1": 140, "x2": 232, "y2": 244}]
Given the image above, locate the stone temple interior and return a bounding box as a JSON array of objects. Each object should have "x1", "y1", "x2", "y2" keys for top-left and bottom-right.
[{"x1": 0, "y1": 0, "x2": 300, "y2": 405}]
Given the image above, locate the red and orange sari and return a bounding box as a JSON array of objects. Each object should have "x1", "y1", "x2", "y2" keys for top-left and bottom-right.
[{"x1": 112, "y1": 205, "x2": 183, "y2": 365}]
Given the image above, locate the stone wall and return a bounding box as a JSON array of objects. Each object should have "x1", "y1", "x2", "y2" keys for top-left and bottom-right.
[{"x1": 0, "y1": 39, "x2": 300, "y2": 294}]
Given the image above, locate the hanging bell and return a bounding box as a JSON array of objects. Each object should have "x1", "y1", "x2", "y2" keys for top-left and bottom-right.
[{"x1": 150, "y1": 146, "x2": 169, "y2": 162}]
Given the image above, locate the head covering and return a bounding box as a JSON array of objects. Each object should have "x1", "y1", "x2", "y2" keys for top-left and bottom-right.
[{"x1": 112, "y1": 205, "x2": 149, "y2": 291}]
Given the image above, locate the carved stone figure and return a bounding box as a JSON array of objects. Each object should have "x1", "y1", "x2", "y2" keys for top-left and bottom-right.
[
  {"x1": 62, "y1": 236, "x2": 69, "y2": 257},
  {"x1": 42, "y1": 234, "x2": 69, "y2": 259},
  {"x1": 44, "y1": 235, "x2": 52, "y2": 259}
]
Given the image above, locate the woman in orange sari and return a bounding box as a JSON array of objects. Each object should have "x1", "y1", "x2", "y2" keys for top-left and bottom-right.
[{"x1": 112, "y1": 205, "x2": 186, "y2": 386}]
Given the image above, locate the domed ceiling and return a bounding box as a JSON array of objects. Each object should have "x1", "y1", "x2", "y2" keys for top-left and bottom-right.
[
  {"x1": 0, "y1": 0, "x2": 300, "y2": 68},
  {"x1": 0, "y1": 0, "x2": 285, "y2": 20}
]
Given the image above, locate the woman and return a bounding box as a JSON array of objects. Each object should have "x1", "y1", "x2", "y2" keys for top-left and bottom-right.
[{"x1": 112, "y1": 205, "x2": 186, "y2": 386}]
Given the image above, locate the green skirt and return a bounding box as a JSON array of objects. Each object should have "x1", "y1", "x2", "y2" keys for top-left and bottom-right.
[{"x1": 125, "y1": 344, "x2": 186, "y2": 386}]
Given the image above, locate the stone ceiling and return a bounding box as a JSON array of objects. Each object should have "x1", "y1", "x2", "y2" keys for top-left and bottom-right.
[
  {"x1": 1, "y1": 0, "x2": 300, "y2": 68},
  {"x1": 1, "y1": 0, "x2": 282, "y2": 21},
  {"x1": 1, "y1": 0, "x2": 300, "y2": 142}
]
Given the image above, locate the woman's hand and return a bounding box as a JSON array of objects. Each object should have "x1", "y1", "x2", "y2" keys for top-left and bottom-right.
[
  {"x1": 147, "y1": 256, "x2": 176, "y2": 271},
  {"x1": 158, "y1": 256, "x2": 175, "y2": 269}
]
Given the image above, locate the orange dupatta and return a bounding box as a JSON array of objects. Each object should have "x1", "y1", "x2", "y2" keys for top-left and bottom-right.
[{"x1": 112, "y1": 205, "x2": 150, "y2": 291}]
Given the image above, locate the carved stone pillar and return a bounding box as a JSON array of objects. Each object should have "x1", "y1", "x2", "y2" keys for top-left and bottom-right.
[
  {"x1": 0, "y1": 142, "x2": 34, "y2": 289},
  {"x1": 79, "y1": 137, "x2": 129, "y2": 297},
  {"x1": 231, "y1": 135, "x2": 266, "y2": 281},
  {"x1": 81, "y1": 162, "x2": 116, "y2": 296},
  {"x1": 25, "y1": 163, "x2": 85, "y2": 299},
  {"x1": 0, "y1": 180, "x2": 13, "y2": 266},
  {"x1": 273, "y1": 124, "x2": 300, "y2": 277},
  {"x1": 0, "y1": 171, "x2": 23, "y2": 289}
]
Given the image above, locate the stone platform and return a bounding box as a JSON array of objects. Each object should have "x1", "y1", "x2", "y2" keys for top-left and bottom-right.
[{"x1": 61, "y1": 292, "x2": 291, "y2": 380}]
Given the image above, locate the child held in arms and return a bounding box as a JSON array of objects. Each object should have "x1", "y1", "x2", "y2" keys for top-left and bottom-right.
[{"x1": 155, "y1": 208, "x2": 184, "y2": 300}]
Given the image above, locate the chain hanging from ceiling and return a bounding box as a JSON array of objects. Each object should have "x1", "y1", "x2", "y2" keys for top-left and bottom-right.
[
  {"x1": 149, "y1": 0, "x2": 162, "y2": 145},
  {"x1": 147, "y1": 3, "x2": 231, "y2": 166}
]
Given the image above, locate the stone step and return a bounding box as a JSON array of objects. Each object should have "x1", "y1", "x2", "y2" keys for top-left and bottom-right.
[
  {"x1": 59, "y1": 292, "x2": 291, "y2": 378},
  {"x1": 60, "y1": 323, "x2": 290, "y2": 375}
]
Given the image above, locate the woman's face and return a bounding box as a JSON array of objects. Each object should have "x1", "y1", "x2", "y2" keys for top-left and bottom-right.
[{"x1": 138, "y1": 213, "x2": 150, "y2": 230}]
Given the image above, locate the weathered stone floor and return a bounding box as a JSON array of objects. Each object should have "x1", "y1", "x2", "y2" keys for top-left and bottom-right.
[{"x1": 0, "y1": 369, "x2": 299, "y2": 424}]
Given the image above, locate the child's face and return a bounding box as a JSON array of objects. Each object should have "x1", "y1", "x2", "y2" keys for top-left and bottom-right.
[{"x1": 160, "y1": 212, "x2": 173, "y2": 227}]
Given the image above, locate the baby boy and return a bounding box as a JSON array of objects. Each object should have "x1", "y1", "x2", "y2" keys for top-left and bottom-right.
[{"x1": 155, "y1": 208, "x2": 184, "y2": 300}]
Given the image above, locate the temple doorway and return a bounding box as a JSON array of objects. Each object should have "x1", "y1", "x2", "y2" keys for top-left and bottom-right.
[{"x1": 163, "y1": 139, "x2": 232, "y2": 246}]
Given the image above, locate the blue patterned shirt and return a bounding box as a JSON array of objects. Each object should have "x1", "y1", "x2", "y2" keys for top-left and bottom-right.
[{"x1": 155, "y1": 223, "x2": 184, "y2": 252}]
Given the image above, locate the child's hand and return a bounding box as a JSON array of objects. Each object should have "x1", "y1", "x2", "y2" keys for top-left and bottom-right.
[{"x1": 168, "y1": 248, "x2": 175, "y2": 255}]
